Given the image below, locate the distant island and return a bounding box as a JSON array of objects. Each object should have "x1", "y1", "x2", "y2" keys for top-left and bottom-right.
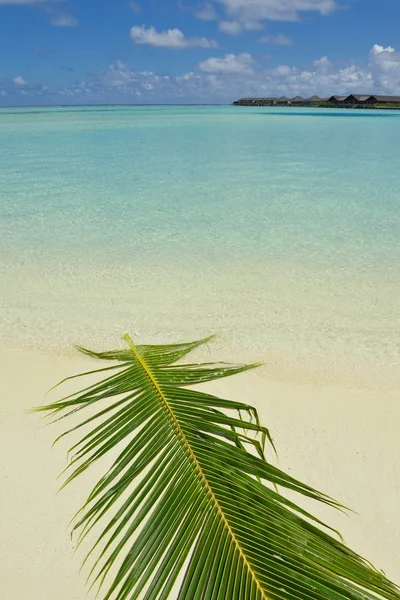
[{"x1": 232, "y1": 94, "x2": 400, "y2": 109}]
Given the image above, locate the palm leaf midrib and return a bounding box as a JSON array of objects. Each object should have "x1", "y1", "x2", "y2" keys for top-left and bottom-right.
[
  {"x1": 123, "y1": 334, "x2": 269, "y2": 600},
  {"x1": 36, "y1": 335, "x2": 400, "y2": 600}
]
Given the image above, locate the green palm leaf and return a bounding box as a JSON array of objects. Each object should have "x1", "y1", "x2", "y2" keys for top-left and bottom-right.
[{"x1": 35, "y1": 334, "x2": 399, "y2": 600}]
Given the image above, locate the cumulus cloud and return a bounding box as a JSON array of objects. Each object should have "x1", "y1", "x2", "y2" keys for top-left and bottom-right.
[
  {"x1": 313, "y1": 56, "x2": 332, "y2": 72},
  {"x1": 50, "y1": 12, "x2": 78, "y2": 27},
  {"x1": 176, "y1": 71, "x2": 201, "y2": 83},
  {"x1": 219, "y1": 19, "x2": 263, "y2": 34},
  {"x1": 198, "y1": 53, "x2": 254, "y2": 74},
  {"x1": 213, "y1": 0, "x2": 336, "y2": 24},
  {"x1": 244, "y1": 21, "x2": 264, "y2": 30},
  {"x1": 130, "y1": 25, "x2": 218, "y2": 49},
  {"x1": 369, "y1": 44, "x2": 400, "y2": 94},
  {"x1": 268, "y1": 63, "x2": 373, "y2": 96},
  {"x1": 193, "y1": 48, "x2": 376, "y2": 99},
  {"x1": 3, "y1": 43, "x2": 400, "y2": 106},
  {"x1": 101, "y1": 60, "x2": 138, "y2": 87},
  {"x1": 370, "y1": 44, "x2": 395, "y2": 56},
  {"x1": 259, "y1": 34, "x2": 293, "y2": 45},
  {"x1": 0, "y1": 75, "x2": 54, "y2": 104},
  {"x1": 219, "y1": 21, "x2": 242, "y2": 34},
  {"x1": 13, "y1": 75, "x2": 27, "y2": 85}
]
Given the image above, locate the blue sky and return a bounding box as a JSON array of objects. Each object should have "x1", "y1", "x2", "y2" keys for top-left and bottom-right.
[{"x1": 1, "y1": 0, "x2": 399, "y2": 105}]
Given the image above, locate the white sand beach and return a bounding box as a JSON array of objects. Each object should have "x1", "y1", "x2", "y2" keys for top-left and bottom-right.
[{"x1": 1, "y1": 346, "x2": 399, "y2": 599}]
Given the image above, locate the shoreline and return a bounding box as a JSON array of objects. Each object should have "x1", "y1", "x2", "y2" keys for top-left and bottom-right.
[
  {"x1": 0, "y1": 345, "x2": 399, "y2": 599},
  {"x1": 1, "y1": 338, "x2": 399, "y2": 392},
  {"x1": 2, "y1": 253, "x2": 399, "y2": 393}
]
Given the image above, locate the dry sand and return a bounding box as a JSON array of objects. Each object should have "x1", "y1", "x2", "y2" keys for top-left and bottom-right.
[{"x1": 0, "y1": 346, "x2": 399, "y2": 598}]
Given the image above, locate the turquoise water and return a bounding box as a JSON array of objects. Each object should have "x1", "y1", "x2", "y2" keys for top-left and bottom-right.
[{"x1": 1, "y1": 105, "x2": 400, "y2": 380}]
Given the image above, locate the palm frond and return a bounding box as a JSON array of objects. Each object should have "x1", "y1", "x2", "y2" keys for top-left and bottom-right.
[{"x1": 35, "y1": 334, "x2": 400, "y2": 600}]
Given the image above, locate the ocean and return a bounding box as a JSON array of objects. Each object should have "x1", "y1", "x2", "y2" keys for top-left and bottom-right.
[{"x1": 1, "y1": 105, "x2": 399, "y2": 384}]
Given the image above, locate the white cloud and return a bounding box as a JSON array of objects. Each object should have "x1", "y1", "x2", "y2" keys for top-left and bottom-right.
[
  {"x1": 13, "y1": 76, "x2": 27, "y2": 85},
  {"x1": 265, "y1": 60, "x2": 373, "y2": 97},
  {"x1": 369, "y1": 44, "x2": 400, "y2": 94},
  {"x1": 244, "y1": 21, "x2": 264, "y2": 30},
  {"x1": 176, "y1": 72, "x2": 200, "y2": 82},
  {"x1": 198, "y1": 53, "x2": 254, "y2": 74},
  {"x1": 190, "y1": 48, "x2": 377, "y2": 100},
  {"x1": 313, "y1": 56, "x2": 331, "y2": 72},
  {"x1": 259, "y1": 34, "x2": 293, "y2": 45},
  {"x1": 219, "y1": 20, "x2": 263, "y2": 34},
  {"x1": 219, "y1": 20, "x2": 242, "y2": 34},
  {"x1": 101, "y1": 60, "x2": 138, "y2": 87},
  {"x1": 130, "y1": 25, "x2": 218, "y2": 49},
  {"x1": 4, "y1": 43, "x2": 400, "y2": 106},
  {"x1": 195, "y1": 3, "x2": 218, "y2": 20},
  {"x1": 370, "y1": 44, "x2": 395, "y2": 57},
  {"x1": 213, "y1": 0, "x2": 336, "y2": 23},
  {"x1": 50, "y1": 12, "x2": 78, "y2": 27}
]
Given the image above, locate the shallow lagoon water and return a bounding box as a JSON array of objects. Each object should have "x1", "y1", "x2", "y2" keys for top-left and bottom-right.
[{"x1": 1, "y1": 105, "x2": 400, "y2": 383}]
